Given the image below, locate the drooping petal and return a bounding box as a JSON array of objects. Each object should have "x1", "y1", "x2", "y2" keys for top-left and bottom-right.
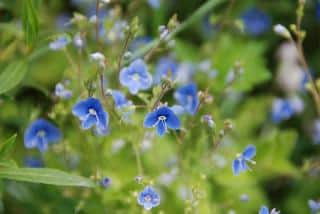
[
  {"x1": 232, "y1": 159, "x2": 241, "y2": 176},
  {"x1": 96, "y1": 110, "x2": 109, "y2": 133},
  {"x1": 37, "y1": 136, "x2": 48, "y2": 152},
  {"x1": 242, "y1": 144, "x2": 256, "y2": 159},
  {"x1": 81, "y1": 114, "x2": 97, "y2": 130},
  {"x1": 240, "y1": 158, "x2": 248, "y2": 171},
  {"x1": 144, "y1": 111, "x2": 159, "y2": 128},
  {"x1": 166, "y1": 109, "x2": 181, "y2": 130},
  {"x1": 157, "y1": 121, "x2": 166, "y2": 136},
  {"x1": 259, "y1": 206, "x2": 269, "y2": 214}
]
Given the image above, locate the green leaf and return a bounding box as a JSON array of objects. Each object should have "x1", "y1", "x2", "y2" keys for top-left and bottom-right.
[
  {"x1": 0, "y1": 61, "x2": 28, "y2": 94},
  {"x1": 22, "y1": 0, "x2": 39, "y2": 45},
  {"x1": 0, "y1": 134, "x2": 17, "y2": 159},
  {"x1": 0, "y1": 160, "x2": 18, "y2": 168},
  {"x1": 0, "y1": 167, "x2": 95, "y2": 187}
]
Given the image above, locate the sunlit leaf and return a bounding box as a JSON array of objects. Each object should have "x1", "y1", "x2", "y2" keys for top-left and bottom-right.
[{"x1": 0, "y1": 61, "x2": 28, "y2": 94}]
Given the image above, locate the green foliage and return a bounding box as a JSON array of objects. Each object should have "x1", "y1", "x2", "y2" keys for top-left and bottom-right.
[
  {"x1": 0, "y1": 61, "x2": 28, "y2": 94},
  {"x1": 21, "y1": 0, "x2": 39, "y2": 45},
  {"x1": 0, "y1": 134, "x2": 17, "y2": 159}
]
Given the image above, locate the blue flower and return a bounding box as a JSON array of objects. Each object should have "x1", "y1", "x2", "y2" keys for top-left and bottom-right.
[
  {"x1": 137, "y1": 186, "x2": 160, "y2": 210},
  {"x1": 129, "y1": 36, "x2": 152, "y2": 51},
  {"x1": 120, "y1": 59, "x2": 152, "y2": 94},
  {"x1": 241, "y1": 7, "x2": 271, "y2": 36},
  {"x1": 259, "y1": 206, "x2": 280, "y2": 214},
  {"x1": 24, "y1": 156, "x2": 44, "y2": 168},
  {"x1": 72, "y1": 97, "x2": 109, "y2": 135},
  {"x1": 154, "y1": 57, "x2": 178, "y2": 84},
  {"x1": 317, "y1": 1, "x2": 320, "y2": 21},
  {"x1": 271, "y1": 97, "x2": 304, "y2": 123},
  {"x1": 49, "y1": 36, "x2": 70, "y2": 50},
  {"x1": 24, "y1": 119, "x2": 61, "y2": 152},
  {"x1": 111, "y1": 90, "x2": 132, "y2": 109},
  {"x1": 55, "y1": 82, "x2": 72, "y2": 99},
  {"x1": 144, "y1": 106, "x2": 181, "y2": 136},
  {"x1": 147, "y1": 0, "x2": 160, "y2": 9},
  {"x1": 101, "y1": 177, "x2": 111, "y2": 188},
  {"x1": 309, "y1": 199, "x2": 320, "y2": 214},
  {"x1": 232, "y1": 145, "x2": 256, "y2": 176},
  {"x1": 174, "y1": 83, "x2": 199, "y2": 115}
]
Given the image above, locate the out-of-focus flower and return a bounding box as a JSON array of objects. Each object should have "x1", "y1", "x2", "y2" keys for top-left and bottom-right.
[
  {"x1": 73, "y1": 33, "x2": 85, "y2": 49},
  {"x1": 24, "y1": 156, "x2": 44, "y2": 168},
  {"x1": 157, "y1": 168, "x2": 178, "y2": 186},
  {"x1": 154, "y1": 57, "x2": 178, "y2": 84},
  {"x1": 111, "y1": 139, "x2": 126, "y2": 154},
  {"x1": 24, "y1": 119, "x2": 61, "y2": 152},
  {"x1": 101, "y1": 177, "x2": 111, "y2": 188},
  {"x1": 49, "y1": 36, "x2": 70, "y2": 50},
  {"x1": 175, "y1": 62, "x2": 196, "y2": 84},
  {"x1": 120, "y1": 59, "x2": 152, "y2": 94},
  {"x1": 240, "y1": 194, "x2": 249, "y2": 202},
  {"x1": 147, "y1": 0, "x2": 160, "y2": 9},
  {"x1": 232, "y1": 145, "x2": 256, "y2": 176},
  {"x1": 129, "y1": 36, "x2": 152, "y2": 51},
  {"x1": 107, "y1": 20, "x2": 128, "y2": 42},
  {"x1": 90, "y1": 52, "x2": 106, "y2": 68},
  {"x1": 259, "y1": 206, "x2": 280, "y2": 214},
  {"x1": 72, "y1": 97, "x2": 109, "y2": 135},
  {"x1": 312, "y1": 119, "x2": 320, "y2": 144},
  {"x1": 141, "y1": 132, "x2": 155, "y2": 152},
  {"x1": 55, "y1": 13, "x2": 71, "y2": 30},
  {"x1": 144, "y1": 106, "x2": 181, "y2": 136},
  {"x1": 308, "y1": 199, "x2": 320, "y2": 214},
  {"x1": 170, "y1": 105, "x2": 185, "y2": 116},
  {"x1": 202, "y1": 114, "x2": 215, "y2": 128},
  {"x1": 137, "y1": 186, "x2": 160, "y2": 210},
  {"x1": 271, "y1": 97, "x2": 304, "y2": 123},
  {"x1": 55, "y1": 82, "x2": 72, "y2": 99},
  {"x1": 273, "y1": 24, "x2": 291, "y2": 39},
  {"x1": 174, "y1": 83, "x2": 199, "y2": 115},
  {"x1": 241, "y1": 7, "x2": 271, "y2": 36},
  {"x1": 110, "y1": 90, "x2": 132, "y2": 109}
]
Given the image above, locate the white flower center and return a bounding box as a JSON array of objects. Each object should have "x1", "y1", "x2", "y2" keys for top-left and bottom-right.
[
  {"x1": 144, "y1": 195, "x2": 152, "y2": 202},
  {"x1": 37, "y1": 130, "x2": 46, "y2": 137},
  {"x1": 132, "y1": 73, "x2": 140, "y2": 81},
  {"x1": 89, "y1": 108, "x2": 97, "y2": 115},
  {"x1": 158, "y1": 115, "x2": 166, "y2": 121}
]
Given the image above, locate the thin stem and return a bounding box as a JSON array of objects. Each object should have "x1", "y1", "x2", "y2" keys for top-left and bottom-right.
[
  {"x1": 63, "y1": 49, "x2": 81, "y2": 87},
  {"x1": 151, "y1": 83, "x2": 171, "y2": 110},
  {"x1": 117, "y1": 32, "x2": 131, "y2": 71},
  {"x1": 132, "y1": 140, "x2": 143, "y2": 176}
]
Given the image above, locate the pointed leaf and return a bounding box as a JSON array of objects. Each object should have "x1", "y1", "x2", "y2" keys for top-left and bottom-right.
[
  {"x1": 0, "y1": 134, "x2": 17, "y2": 159},
  {"x1": 0, "y1": 61, "x2": 28, "y2": 94}
]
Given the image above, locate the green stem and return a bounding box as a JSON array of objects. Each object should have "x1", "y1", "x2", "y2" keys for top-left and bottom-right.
[{"x1": 126, "y1": 0, "x2": 224, "y2": 63}]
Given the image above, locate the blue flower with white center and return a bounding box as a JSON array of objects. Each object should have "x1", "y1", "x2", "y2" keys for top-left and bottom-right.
[
  {"x1": 309, "y1": 199, "x2": 320, "y2": 214},
  {"x1": 120, "y1": 59, "x2": 152, "y2": 94},
  {"x1": 259, "y1": 206, "x2": 280, "y2": 214},
  {"x1": 174, "y1": 83, "x2": 199, "y2": 116},
  {"x1": 49, "y1": 36, "x2": 70, "y2": 50},
  {"x1": 154, "y1": 57, "x2": 178, "y2": 84},
  {"x1": 232, "y1": 145, "x2": 256, "y2": 176},
  {"x1": 55, "y1": 82, "x2": 72, "y2": 99},
  {"x1": 72, "y1": 97, "x2": 109, "y2": 135},
  {"x1": 241, "y1": 7, "x2": 271, "y2": 36},
  {"x1": 110, "y1": 90, "x2": 132, "y2": 109},
  {"x1": 137, "y1": 186, "x2": 160, "y2": 210},
  {"x1": 144, "y1": 106, "x2": 181, "y2": 136},
  {"x1": 24, "y1": 119, "x2": 61, "y2": 152}
]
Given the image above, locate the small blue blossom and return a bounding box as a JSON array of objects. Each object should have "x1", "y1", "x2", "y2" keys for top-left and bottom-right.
[
  {"x1": 120, "y1": 59, "x2": 152, "y2": 94},
  {"x1": 49, "y1": 36, "x2": 70, "y2": 50},
  {"x1": 241, "y1": 7, "x2": 271, "y2": 36},
  {"x1": 24, "y1": 156, "x2": 44, "y2": 168},
  {"x1": 73, "y1": 33, "x2": 85, "y2": 49},
  {"x1": 55, "y1": 82, "x2": 72, "y2": 99},
  {"x1": 110, "y1": 90, "x2": 132, "y2": 109},
  {"x1": 72, "y1": 97, "x2": 109, "y2": 135},
  {"x1": 259, "y1": 206, "x2": 280, "y2": 214},
  {"x1": 174, "y1": 83, "x2": 199, "y2": 115},
  {"x1": 24, "y1": 119, "x2": 61, "y2": 152},
  {"x1": 232, "y1": 145, "x2": 256, "y2": 176},
  {"x1": 147, "y1": 0, "x2": 160, "y2": 9},
  {"x1": 271, "y1": 97, "x2": 304, "y2": 123},
  {"x1": 154, "y1": 57, "x2": 178, "y2": 84},
  {"x1": 309, "y1": 199, "x2": 320, "y2": 214},
  {"x1": 137, "y1": 186, "x2": 160, "y2": 210},
  {"x1": 101, "y1": 177, "x2": 111, "y2": 188},
  {"x1": 144, "y1": 106, "x2": 181, "y2": 136}
]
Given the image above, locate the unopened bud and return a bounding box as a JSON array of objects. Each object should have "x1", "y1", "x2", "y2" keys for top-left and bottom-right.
[{"x1": 273, "y1": 24, "x2": 291, "y2": 39}]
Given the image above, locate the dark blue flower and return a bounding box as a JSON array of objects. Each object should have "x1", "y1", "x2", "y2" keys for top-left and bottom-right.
[
  {"x1": 137, "y1": 186, "x2": 160, "y2": 210},
  {"x1": 309, "y1": 199, "x2": 320, "y2": 214},
  {"x1": 154, "y1": 57, "x2": 178, "y2": 84},
  {"x1": 174, "y1": 83, "x2": 199, "y2": 115},
  {"x1": 241, "y1": 7, "x2": 271, "y2": 36},
  {"x1": 144, "y1": 106, "x2": 181, "y2": 136},
  {"x1": 49, "y1": 36, "x2": 70, "y2": 50},
  {"x1": 24, "y1": 156, "x2": 44, "y2": 168},
  {"x1": 101, "y1": 177, "x2": 111, "y2": 188},
  {"x1": 120, "y1": 59, "x2": 152, "y2": 94},
  {"x1": 72, "y1": 97, "x2": 109, "y2": 135},
  {"x1": 24, "y1": 119, "x2": 61, "y2": 152},
  {"x1": 259, "y1": 206, "x2": 280, "y2": 214},
  {"x1": 232, "y1": 145, "x2": 256, "y2": 176}
]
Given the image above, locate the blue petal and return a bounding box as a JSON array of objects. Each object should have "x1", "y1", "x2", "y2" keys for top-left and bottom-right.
[
  {"x1": 166, "y1": 109, "x2": 181, "y2": 130},
  {"x1": 259, "y1": 206, "x2": 269, "y2": 214},
  {"x1": 242, "y1": 145, "x2": 256, "y2": 159},
  {"x1": 119, "y1": 67, "x2": 133, "y2": 88},
  {"x1": 154, "y1": 57, "x2": 177, "y2": 84},
  {"x1": 37, "y1": 136, "x2": 48, "y2": 152},
  {"x1": 144, "y1": 111, "x2": 159, "y2": 127},
  {"x1": 157, "y1": 121, "x2": 166, "y2": 136},
  {"x1": 72, "y1": 100, "x2": 90, "y2": 118},
  {"x1": 174, "y1": 83, "x2": 199, "y2": 115},
  {"x1": 232, "y1": 159, "x2": 241, "y2": 176},
  {"x1": 112, "y1": 90, "x2": 128, "y2": 108},
  {"x1": 81, "y1": 114, "x2": 97, "y2": 130},
  {"x1": 240, "y1": 159, "x2": 248, "y2": 171},
  {"x1": 97, "y1": 110, "x2": 109, "y2": 132}
]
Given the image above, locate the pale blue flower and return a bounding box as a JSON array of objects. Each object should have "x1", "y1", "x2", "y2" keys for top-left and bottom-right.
[
  {"x1": 174, "y1": 83, "x2": 199, "y2": 115},
  {"x1": 55, "y1": 82, "x2": 72, "y2": 99},
  {"x1": 259, "y1": 206, "x2": 280, "y2": 214},
  {"x1": 137, "y1": 186, "x2": 160, "y2": 210},
  {"x1": 232, "y1": 145, "x2": 256, "y2": 176},
  {"x1": 309, "y1": 199, "x2": 320, "y2": 214},
  {"x1": 154, "y1": 57, "x2": 178, "y2": 84},
  {"x1": 49, "y1": 36, "x2": 70, "y2": 50}
]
